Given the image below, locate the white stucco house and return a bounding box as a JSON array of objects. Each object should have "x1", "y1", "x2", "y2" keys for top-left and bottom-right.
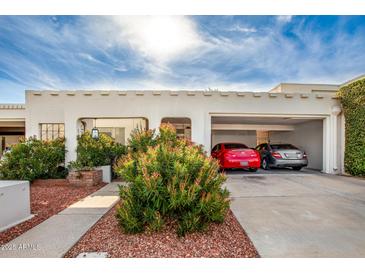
[{"x1": 1, "y1": 76, "x2": 361, "y2": 175}]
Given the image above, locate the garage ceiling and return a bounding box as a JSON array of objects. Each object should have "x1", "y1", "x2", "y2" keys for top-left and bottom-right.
[{"x1": 211, "y1": 116, "x2": 323, "y2": 125}]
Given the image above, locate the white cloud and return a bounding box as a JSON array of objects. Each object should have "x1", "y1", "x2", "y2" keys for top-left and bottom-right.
[
  {"x1": 2, "y1": 15, "x2": 365, "y2": 101},
  {"x1": 227, "y1": 24, "x2": 257, "y2": 33},
  {"x1": 78, "y1": 53, "x2": 104, "y2": 64},
  {"x1": 276, "y1": 15, "x2": 293, "y2": 23},
  {"x1": 110, "y1": 16, "x2": 205, "y2": 64},
  {"x1": 113, "y1": 65, "x2": 128, "y2": 72}
]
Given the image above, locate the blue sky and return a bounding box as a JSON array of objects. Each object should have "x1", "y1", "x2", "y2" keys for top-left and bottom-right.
[{"x1": 0, "y1": 15, "x2": 365, "y2": 103}]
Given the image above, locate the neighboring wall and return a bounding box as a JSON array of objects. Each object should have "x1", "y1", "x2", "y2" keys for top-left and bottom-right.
[
  {"x1": 270, "y1": 83, "x2": 339, "y2": 94},
  {"x1": 212, "y1": 130, "x2": 257, "y2": 148},
  {"x1": 0, "y1": 104, "x2": 26, "y2": 120},
  {"x1": 269, "y1": 120, "x2": 323, "y2": 170}
]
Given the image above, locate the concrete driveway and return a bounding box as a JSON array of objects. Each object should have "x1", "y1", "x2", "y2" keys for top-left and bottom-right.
[{"x1": 225, "y1": 169, "x2": 365, "y2": 257}]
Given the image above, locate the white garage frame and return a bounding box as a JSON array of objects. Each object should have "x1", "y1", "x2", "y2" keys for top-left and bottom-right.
[{"x1": 209, "y1": 113, "x2": 340, "y2": 174}]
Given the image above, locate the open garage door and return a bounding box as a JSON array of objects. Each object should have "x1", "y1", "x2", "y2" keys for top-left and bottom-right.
[{"x1": 211, "y1": 116, "x2": 324, "y2": 171}]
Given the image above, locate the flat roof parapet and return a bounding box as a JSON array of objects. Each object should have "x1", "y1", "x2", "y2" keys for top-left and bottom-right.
[
  {"x1": 23, "y1": 89, "x2": 338, "y2": 100},
  {"x1": 0, "y1": 104, "x2": 26, "y2": 109}
]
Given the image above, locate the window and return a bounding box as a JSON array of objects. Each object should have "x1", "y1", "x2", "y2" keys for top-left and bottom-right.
[
  {"x1": 270, "y1": 144, "x2": 298, "y2": 150},
  {"x1": 161, "y1": 117, "x2": 191, "y2": 140},
  {"x1": 212, "y1": 144, "x2": 221, "y2": 152},
  {"x1": 224, "y1": 143, "x2": 248, "y2": 149},
  {"x1": 40, "y1": 123, "x2": 65, "y2": 141},
  {"x1": 98, "y1": 127, "x2": 126, "y2": 144}
]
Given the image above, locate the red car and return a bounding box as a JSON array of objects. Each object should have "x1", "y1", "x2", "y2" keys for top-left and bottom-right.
[{"x1": 211, "y1": 143, "x2": 261, "y2": 172}]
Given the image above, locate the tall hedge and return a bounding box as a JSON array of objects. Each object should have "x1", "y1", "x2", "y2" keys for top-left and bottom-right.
[{"x1": 337, "y1": 78, "x2": 365, "y2": 177}]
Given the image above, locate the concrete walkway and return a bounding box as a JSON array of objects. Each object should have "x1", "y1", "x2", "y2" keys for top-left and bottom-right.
[
  {"x1": 0, "y1": 182, "x2": 121, "y2": 258},
  {"x1": 225, "y1": 171, "x2": 365, "y2": 257}
]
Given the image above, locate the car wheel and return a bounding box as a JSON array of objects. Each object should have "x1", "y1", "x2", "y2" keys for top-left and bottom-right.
[
  {"x1": 262, "y1": 158, "x2": 269, "y2": 170},
  {"x1": 249, "y1": 168, "x2": 258, "y2": 172},
  {"x1": 293, "y1": 166, "x2": 302, "y2": 171}
]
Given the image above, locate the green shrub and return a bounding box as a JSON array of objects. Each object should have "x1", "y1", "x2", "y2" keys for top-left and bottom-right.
[
  {"x1": 0, "y1": 137, "x2": 66, "y2": 182},
  {"x1": 128, "y1": 127, "x2": 156, "y2": 153},
  {"x1": 71, "y1": 131, "x2": 127, "y2": 170},
  {"x1": 337, "y1": 78, "x2": 365, "y2": 176},
  {"x1": 114, "y1": 124, "x2": 230, "y2": 236}
]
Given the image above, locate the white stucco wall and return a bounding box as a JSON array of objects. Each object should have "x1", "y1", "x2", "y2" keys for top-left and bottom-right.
[
  {"x1": 0, "y1": 89, "x2": 343, "y2": 174},
  {"x1": 25, "y1": 93, "x2": 65, "y2": 138},
  {"x1": 0, "y1": 181, "x2": 32, "y2": 232}
]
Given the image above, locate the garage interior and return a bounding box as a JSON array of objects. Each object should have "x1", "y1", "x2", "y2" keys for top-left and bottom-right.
[
  {"x1": 0, "y1": 120, "x2": 25, "y2": 156},
  {"x1": 211, "y1": 116, "x2": 324, "y2": 171}
]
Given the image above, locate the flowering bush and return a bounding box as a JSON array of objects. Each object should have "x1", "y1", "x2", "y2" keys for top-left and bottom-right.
[
  {"x1": 114, "y1": 124, "x2": 230, "y2": 236},
  {"x1": 0, "y1": 137, "x2": 66, "y2": 182}
]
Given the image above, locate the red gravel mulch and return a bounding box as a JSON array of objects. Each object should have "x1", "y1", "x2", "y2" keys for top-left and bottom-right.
[
  {"x1": 64, "y1": 207, "x2": 259, "y2": 258},
  {"x1": 0, "y1": 179, "x2": 106, "y2": 245}
]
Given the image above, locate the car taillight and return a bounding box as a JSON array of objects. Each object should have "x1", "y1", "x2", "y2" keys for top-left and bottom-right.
[
  {"x1": 256, "y1": 151, "x2": 261, "y2": 160},
  {"x1": 303, "y1": 152, "x2": 307, "y2": 158},
  {"x1": 272, "y1": 152, "x2": 282, "y2": 159}
]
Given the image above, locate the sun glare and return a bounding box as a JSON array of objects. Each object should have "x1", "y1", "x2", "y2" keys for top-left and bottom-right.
[{"x1": 114, "y1": 16, "x2": 202, "y2": 63}]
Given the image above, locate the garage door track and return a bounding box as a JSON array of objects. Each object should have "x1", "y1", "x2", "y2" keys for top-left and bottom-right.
[{"x1": 226, "y1": 171, "x2": 365, "y2": 257}]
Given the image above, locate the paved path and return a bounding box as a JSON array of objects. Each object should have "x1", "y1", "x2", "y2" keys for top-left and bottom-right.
[
  {"x1": 0, "y1": 182, "x2": 121, "y2": 258},
  {"x1": 225, "y1": 171, "x2": 365, "y2": 257}
]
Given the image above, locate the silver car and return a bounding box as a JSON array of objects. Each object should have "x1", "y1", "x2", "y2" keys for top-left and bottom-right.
[{"x1": 255, "y1": 143, "x2": 308, "y2": 170}]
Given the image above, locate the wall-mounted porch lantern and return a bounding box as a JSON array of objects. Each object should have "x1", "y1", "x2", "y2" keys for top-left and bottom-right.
[
  {"x1": 91, "y1": 127, "x2": 99, "y2": 139},
  {"x1": 91, "y1": 118, "x2": 99, "y2": 139}
]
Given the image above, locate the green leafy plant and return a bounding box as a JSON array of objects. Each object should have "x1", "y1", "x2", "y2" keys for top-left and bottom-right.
[
  {"x1": 70, "y1": 131, "x2": 127, "y2": 170},
  {"x1": 0, "y1": 137, "x2": 66, "y2": 182},
  {"x1": 128, "y1": 126, "x2": 156, "y2": 153},
  {"x1": 114, "y1": 124, "x2": 230, "y2": 236},
  {"x1": 337, "y1": 78, "x2": 365, "y2": 176}
]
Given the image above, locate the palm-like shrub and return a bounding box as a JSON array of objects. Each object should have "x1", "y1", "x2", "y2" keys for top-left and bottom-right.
[{"x1": 114, "y1": 124, "x2": 229, "y2": 236}]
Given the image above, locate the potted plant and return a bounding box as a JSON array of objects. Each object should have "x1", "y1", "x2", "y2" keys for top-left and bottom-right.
[
  {"x1": 70, "y1": 132, "x2": 126, "y2": 183},
  {"x1": 67, "y1": 161, "x2": 102, "y2": 186}
]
